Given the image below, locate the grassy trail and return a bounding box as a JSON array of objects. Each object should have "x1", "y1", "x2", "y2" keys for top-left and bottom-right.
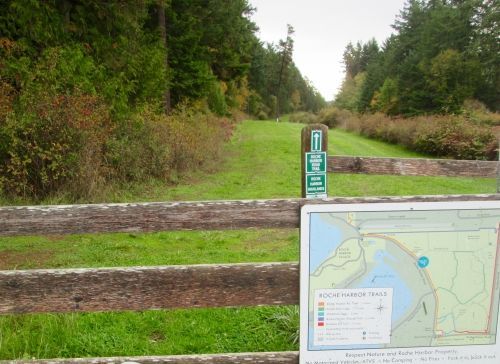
[
  {"x1": 0, "y1": 120, "x2": 495, "y2": 359},
  {"x1": 110, "y1": 120, "x2": 494, "y2": 201}
]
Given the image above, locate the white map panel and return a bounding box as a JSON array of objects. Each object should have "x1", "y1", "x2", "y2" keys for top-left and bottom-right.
[{"x1": 300, "y1": 201, "x2": 500, "y2": 364}]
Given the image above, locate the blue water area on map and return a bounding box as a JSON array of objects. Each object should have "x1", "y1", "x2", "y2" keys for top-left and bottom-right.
[
  {"x1": 309, "y1": 213, "x2": 343, "y2": 273},
  {"x1": 354, "y1": 249, "x2": 413, "y2": 323}
]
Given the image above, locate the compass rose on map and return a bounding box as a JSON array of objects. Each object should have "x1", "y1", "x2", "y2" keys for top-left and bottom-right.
[{"x1": 376, "y1": 299, "x2": 386, "y2": 314}]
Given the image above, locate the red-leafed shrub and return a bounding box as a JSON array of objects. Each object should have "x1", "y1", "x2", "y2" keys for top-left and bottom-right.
[
  {"x1": 107, "y1": 105, "x2": 232, "y2": 184},
  {"x1": 334, "y1": 109, "x2": 497, "y2": 160},
  {"x1": 0, "y1": 91, "x2": 112, "y2": 199},
  {"x1": 412, "y1": 116, "x2": 497, "y2": 160},
  {"x1": 0, "y1": 93, "x2": 234, "y2": 201}
]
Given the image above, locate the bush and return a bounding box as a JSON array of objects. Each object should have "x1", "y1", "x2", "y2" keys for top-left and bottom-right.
[
  {"x1": 0, "y1": 91, "x2": 112, "y2": 199},
  {"x1": 0, "y1": 90, "x2": 234, "y2": 201},
  {"x1": 160, "y1": 107, "x2": 231, "y2": 176},
  {"x1": 256, "y1": 110, "x2": 268, "y2": 120},
  {"x1": 333, "y1": 108, "x2": 497, "y2": 160},
  {"x1": 317, "y1": 107, "x2": 340, "y2": 128},
  {"x1": 0, "y1": 80, "x2": 16, "y2": 124},
  {"x1": 289, "y1": 112, "x2": 318, "y2": 124},
  {"x1": 462, "y1": 99, "x2": 500, "y2": 126},
  {"x1": 412, "y1": 116, "x2": 497, "y2": 160}
]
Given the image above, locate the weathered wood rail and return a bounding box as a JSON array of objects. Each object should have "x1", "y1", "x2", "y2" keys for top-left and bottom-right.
[
  {"x1": 328, "y1": 155, "x2": 498, "y2": 178},
  {"x1": 0, "y1": 262, "x2": 299, "y2": 314},
  {"x1": 1, "y1": 190, "x2": 499, "y2": 363},
  {"x1": 1, "y1": 194, "x2": 498, "y2": 237},
  {"x1": 2, "y1": 352, "x2": 300, "y2": 364}
]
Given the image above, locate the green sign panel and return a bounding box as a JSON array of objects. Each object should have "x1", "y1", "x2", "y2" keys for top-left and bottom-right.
[
  {"x1": 305, "y1": 128, "x2": 327, "y2": 198},
  {"x1": 306, "y1": 152, "x2": 326, "y2": 174},
  {"x1": 305, "y1": 174, "x2": 327, "y2": 197}
]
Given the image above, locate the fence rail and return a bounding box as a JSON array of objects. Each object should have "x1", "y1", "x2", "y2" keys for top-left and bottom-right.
[
  {"x1": 1, "y1": 194, "x2": 498, "y2": 237},
  {"x1": 0, "y1": 262, "x2": 299, "y2": 315},
  {"x1": 328, "y1": 155, "x2": 498, "y2": 177},
  {"x1": 1, "y1": 150, "x2": 499, "y2": 363},
  {"x1": 0, "y1": 352, "x2": 299, "y2": 364}
]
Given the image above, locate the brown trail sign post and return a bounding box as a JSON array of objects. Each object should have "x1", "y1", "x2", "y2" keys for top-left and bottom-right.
[{"x1": 301, "y1": 124, "x2": 328, "y2": 198}]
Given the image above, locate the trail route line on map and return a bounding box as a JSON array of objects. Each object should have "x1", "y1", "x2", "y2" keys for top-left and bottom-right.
[{"x1": 307, "y1": 208, "x2": 500, "y2": 350}]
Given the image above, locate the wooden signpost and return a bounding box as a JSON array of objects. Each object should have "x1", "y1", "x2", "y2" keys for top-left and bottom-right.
[{"x1": 301, "y1": 124, "x2": 328, "y2": 198}]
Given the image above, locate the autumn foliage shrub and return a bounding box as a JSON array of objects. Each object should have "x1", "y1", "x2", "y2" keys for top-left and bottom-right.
[
  {"x1": 0, "y1": 91, "x2": 112, "y2": 199},
  {"x1": 0, "y1": 80, "x2": 15, "y2": 122},
  {"x1": 0, "y1": 90, "x2": 233, "y2": 201},
  {"x1": 336, "y1": 110, "x2": 496, "y2": 160},
  {"x1": 411, "y1": 116, "x2": 497, "y2": 160},
  {"x1": 108, "y1": 106, "x2": 231, "y2": 183},
  {"x1": 317, "y1": 107, "x2": 357, "y2": 129},
  {"x1": 289, "y1": 112, "x2": 318, "y2": 124}
]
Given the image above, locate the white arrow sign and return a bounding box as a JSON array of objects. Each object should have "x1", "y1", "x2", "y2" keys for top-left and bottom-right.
[{"x1": 311, "y1": 130, "x2": 322, "y2": 152}]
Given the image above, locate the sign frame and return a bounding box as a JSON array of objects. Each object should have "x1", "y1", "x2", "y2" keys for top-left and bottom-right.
[{"x1": 300, "y1": 200, "x2": 500, "y2": 364}]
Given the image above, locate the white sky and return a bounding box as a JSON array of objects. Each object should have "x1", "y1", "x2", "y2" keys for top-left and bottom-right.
[{"x1": 249, "y1": 0, "x2": 407, "y2": 101}]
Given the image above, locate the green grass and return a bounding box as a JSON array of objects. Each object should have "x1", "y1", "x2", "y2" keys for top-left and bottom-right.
[
  {"x1": 0, "y1": 229, "x2": 298, "y2": 270},
  {"x1": 0, "y1": 120, "x2": 496, "y2": 359},
  {"x1": 0, "y1": 308, "x2": 298, "y2": 360},
  {"x1": 79, "y1": 120, "x2": 493, "y2": 202}
]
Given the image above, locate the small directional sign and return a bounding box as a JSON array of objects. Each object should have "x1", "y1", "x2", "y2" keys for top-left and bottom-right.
[
  {"x1": 311, "y1": 130, "x2": 322, "y2": 152},
  {"x1": 305, "y1": 174, "x2": 326, "y2": 197},
  {"x1": 306, "y1": 152, "x2": 327, "y2": 174},
  {"x1": 302, "y1": 125, "x2": 328, "y2": 199}
]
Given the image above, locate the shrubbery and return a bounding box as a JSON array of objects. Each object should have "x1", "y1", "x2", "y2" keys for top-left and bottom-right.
[
  {"x1": 289, "y1": 112, "x2": 318, "y2": 124},
  {"x1": 316, "y1": 107, "x2": 354, "y2": 129},
  {"x1": 0, "y1": 38, "x2": 235, "y2": 202},
  {"x1": 0, "y1": 91, "x2": 112, "y2": 199},
  {"x1": 462, "y1": 99, "x2": 500, "y2": 126},
  {"x1": 0, "y1": 90, "x2": 233, "y2": 201},
  {"x1": 321, "y1": 108, "x2": 497, "y2": 160}
]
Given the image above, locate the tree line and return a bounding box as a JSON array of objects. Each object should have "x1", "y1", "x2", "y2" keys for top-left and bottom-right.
[
  {"x1": 334, "y1": 0, "x2": 498, "y2": 116},
  {"x1": 0, "y1": 0, "x2": 325, "y2": 200},
  {"x1": 0, "y1": 0, "x2": 324, "y2": 120}
]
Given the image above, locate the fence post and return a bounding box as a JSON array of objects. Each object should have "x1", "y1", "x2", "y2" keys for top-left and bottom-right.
[{"x1": 301, "y1": 124, "x2": 328, "y2": 198}]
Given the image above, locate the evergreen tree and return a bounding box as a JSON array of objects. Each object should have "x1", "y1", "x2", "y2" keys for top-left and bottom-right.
[{"x1": 335, "y1": 0, "x2": 498, "y2": 115}]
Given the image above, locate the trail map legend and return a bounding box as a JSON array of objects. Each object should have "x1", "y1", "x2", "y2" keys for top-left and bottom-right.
[{"x1": 313, "y1": 288, "x2": 393, "y2": 346}]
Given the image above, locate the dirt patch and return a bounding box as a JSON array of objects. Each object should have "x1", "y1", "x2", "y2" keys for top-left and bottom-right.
[
  {"x1": 0, "y1": 249, "x2": 55, "y2": 269},
  {"x1": 149, "y1": 330, "x2": 166, "y2": 343},
  {"x1": 491, "y1": 125, "x2": 500, "y2": 138},
  {"x1": 44, "y1": 235, "x2": 67, "y2": 242}
]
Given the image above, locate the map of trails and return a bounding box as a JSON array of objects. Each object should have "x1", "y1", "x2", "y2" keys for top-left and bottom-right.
[{"x1": 303, "y1": 203, "x2": 500, "y2": 351}]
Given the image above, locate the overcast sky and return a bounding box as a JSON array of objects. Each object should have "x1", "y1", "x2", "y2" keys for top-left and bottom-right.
[{"x1": 249, "y1": 0, "x2": 407, "y2": 101}]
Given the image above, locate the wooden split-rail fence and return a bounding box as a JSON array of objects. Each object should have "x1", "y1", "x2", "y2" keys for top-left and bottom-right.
[{"x1": 0, "y1": 150, "x2": 499, "y2": 363}]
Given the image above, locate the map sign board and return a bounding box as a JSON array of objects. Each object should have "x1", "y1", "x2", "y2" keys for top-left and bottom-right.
[{"x1": 300, "y1": 201, "x2": 500, "y2": 364}]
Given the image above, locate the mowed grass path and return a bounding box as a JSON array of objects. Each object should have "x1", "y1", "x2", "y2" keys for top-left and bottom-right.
[
  {"x1": 0, "y1": 121, "x2": 495, "y2": 359},
  {"x1": 111, "y1": 120, "x2": 493, "y2": 201}
]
